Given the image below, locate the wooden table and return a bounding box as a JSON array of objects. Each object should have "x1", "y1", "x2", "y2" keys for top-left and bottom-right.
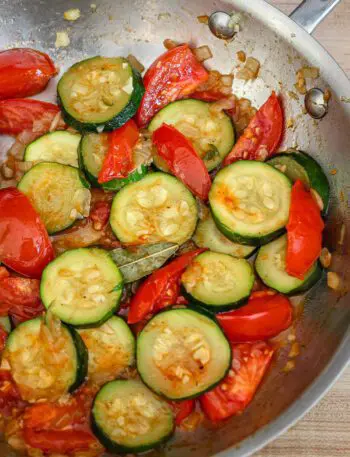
[{"x1": 256, "y1": 1, "x2": 350, "y2": 456}]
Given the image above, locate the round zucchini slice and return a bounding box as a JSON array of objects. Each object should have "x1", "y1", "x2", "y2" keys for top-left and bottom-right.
[
  {"x1": 137, "y1": 308, "x2": 231, "y2": 400},
  {"x1": 181, "y1": 251, "x2": 254, "y2": 311},
  {"x1": 58, "y1": 56, "x2": 144, "y2": 132},
  {"x1": 79, "y1": 132, "x2": 148, "y2": 189},
  {"x1": 255, "y1": 234, "x2": 322, "y2": 295},
  {"x1": 193, "y1": 212, "x2": 256, "y2": 258},
  {"x1": 110, "y1": 172, "x2": 198, "y2": 245},
  {"x1": 40, "y1": 248, "x2": 123, "y2": 327},
  {"x1": 148, "y1": 99, "x2": 235, "y2": 171},
  {"x1": 92, "y1": 379, "x2": 174, "y2": 453},
  {"x1": 209, "y1": 161, "x2": 292, "y2": 246},
  {"x1": 4, "y1": 317, "x2": 87, "y2": 402},
  {"x1": 17, "y1": 162, "x2": 91, "y2": 234},
  {"x1": 24, "y1": 131, "x2": 81, "y2": 168},
  {"x1": 267, "y1": 150, "x2": 330, "y2": 214},
  {"x1": 78, "y1": 316, "x2": 135, "y2": 385}
]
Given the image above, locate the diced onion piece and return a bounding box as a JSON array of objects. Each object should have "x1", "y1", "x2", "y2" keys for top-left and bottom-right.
[
  {"x1": 327, "y1": 271, "x2": 341, "y2": 290},
  {"x1": 193, "y1": 45, "x2": 213, "y2": 63},
  {"x1": 127, "y1": 54, "x2": 145, "y2": 73},
  {"x1": 55, "y1": 31, "x2": 70, "y2": 48},
  {"x1": 320, "y1": 247, "x2": 332, "y2": 268},
  {"x1": 310, "y1": 188, "x2": 324, "y2": 211},
  {"x1": 237, "y1": 51, "x2": 246, "y2": 62},
  {"x1": 163, "y1": 39, "x2": 178, "y2": 50},
  {"x1": 298, "y1": 66, "x2": 319, "y2": 79},
  {"x1": 245, "y1": 57, "x2": 260, "y2": 76},
  {"x1": 221, "y1": 74, "x2": 234, "y2": 87},
  {"x1": 63, "y1": 8, "x2": 81, "y2": 21},
  {"x1": 324, "y1": 88, "x2": 332, "y2": 102},
  {"x1": 209, "y1": 95, "x2": 237, "y2": 115},
  {"x1": 339, "y1": 224, "x2": 346, "y2": 245},
  {"x1": 197, "y1": 15, "x2": 209, "y2": 24}
]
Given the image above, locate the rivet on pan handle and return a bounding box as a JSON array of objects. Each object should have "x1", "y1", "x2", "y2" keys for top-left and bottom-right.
[{"x1": 289, "y1": 0, "x2": 342, "y2": 34}]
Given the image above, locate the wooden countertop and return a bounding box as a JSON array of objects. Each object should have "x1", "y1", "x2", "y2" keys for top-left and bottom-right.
[{"x1": 256, "y1": 1, "x2": 350, "y2": 456}]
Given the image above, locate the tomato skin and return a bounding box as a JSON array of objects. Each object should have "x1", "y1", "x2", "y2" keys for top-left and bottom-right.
[
  {"x1": 169, "y1": 400, "x2": 195, "y2": 426},
  {"x1": 0, "y1": 98, "x2": 60, "y2": 135},
  {"x1": 217, "y1": 291, "x2": 293, "y2": 342},
  {"x1": 0, "y1": 48, "x2": 56, "y2": 100},
  {"x1": 23, "y1": 386, "x2": 101, "y2": 454},
  {"x1": 98, "y1": 120, "x2": 139, "y2": 183},
  {"x1": 286, "y1": 180, "x2": 324, "y2": 279},
  {"x1": 190, "y1": 90, "x2": 225, "y2": 102},
  {"x1": 0, "y1": 188, "x2": 54, "y2": 278},
  {"x1": 0, "y1": 275, "x2": 44, "y2": 324},
  {"x1": 223, "y1": 92, "x2": 283, "y2": 165},
  {"x1": 152, "y1": 124, "x2": 211, "y2": 200},
  {"x1": 137, "y1": 44, "x2": 208, "y2": 128},
  {"x1": 127, "y1": 249, "x2": 204, "y2": 324},
  {"x1": 200, "y1": 342, "x2": 274, "y2": 421},
  {"x1": 0, "y1": 370, "x2": 26, "y2": 418}
]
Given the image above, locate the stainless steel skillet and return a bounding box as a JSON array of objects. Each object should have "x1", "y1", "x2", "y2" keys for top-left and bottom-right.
[{"x1": 0, "y1": 0, "x2": 349, "y2": 456}]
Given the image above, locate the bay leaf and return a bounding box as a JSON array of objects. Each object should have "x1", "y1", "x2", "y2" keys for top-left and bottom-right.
[{"x1": 111, "y1": 243, "x2": 179, "y2": 283}]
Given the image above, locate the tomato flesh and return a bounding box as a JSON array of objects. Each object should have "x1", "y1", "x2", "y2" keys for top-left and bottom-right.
[
  {"x1": 0, "y1": 188, "x2": 54, "y2": 278},
  {"x1": 200, "y1": 342, "x2": 274, "y2": 421},
  {"x1": 223, "y1": 92, "x2": 283, "y2": 165},
  {"x1": 169, "y1": 400, "x2": 195, "y2": 426},
  {"x1": 217, "y1": 291, "x2": 293, "y2": 342}
]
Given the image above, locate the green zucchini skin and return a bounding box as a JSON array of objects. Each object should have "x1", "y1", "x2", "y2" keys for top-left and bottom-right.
[
  {"x1": 101, "y1": 165, "x2": 148, "y2": 191},
  {"x1": 66, "y1": 326, "x2": 88, "y2": 392},
  {"x1": 181, "y1": 287, "x2": 250, "y2": 312},
  {"x1": 284, "y1": 263, "x2": 323, "y2": 295},
  {"x1": 268, "y1": 151, "x2": 330, "y2": 215},
  {"x1": 58, "y1": 59, "x2": 144, "y2": 133}
]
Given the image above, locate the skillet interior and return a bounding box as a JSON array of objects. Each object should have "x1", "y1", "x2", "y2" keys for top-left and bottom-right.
[{"x1": 0, "y1": 0, "x2": 349, "y2": 456}]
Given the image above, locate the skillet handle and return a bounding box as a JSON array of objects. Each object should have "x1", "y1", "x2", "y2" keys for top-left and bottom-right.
[{"x1": 289, "y1": 0, "x2": 341, "y2": 34}]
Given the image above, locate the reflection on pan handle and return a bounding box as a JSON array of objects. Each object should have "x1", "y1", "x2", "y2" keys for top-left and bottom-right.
[{"x1": 289, "y1": 0, "x2": 341, "y2": 33}]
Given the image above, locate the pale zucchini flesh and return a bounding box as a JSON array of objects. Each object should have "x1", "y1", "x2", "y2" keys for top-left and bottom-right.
[
  {"x1": 110, "y1": 172, "x2": 198, "y2": 245},
  {"x1": 40, "y1": 248, "x2": 123, "y2": 327},
  {"x1": 17, "y1": 162, "x2": 91, "y2": 234}
]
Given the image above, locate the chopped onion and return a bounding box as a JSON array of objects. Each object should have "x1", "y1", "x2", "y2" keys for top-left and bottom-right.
[
  {"x1": 320, "y1": 247, "x2": 332, "y2": 268},
  {"x1": 327, "y1": 271, "x2": 341, "y2": 290},
  {"x1": 221, "y1": 74, "x2": 234, "y2": 87},
  {"x1": 49, "y1": 111, "x2": 63, "y2": 132},
  {"x1": 237, "y1": 57, "x2": 260, "y2": 80},
  {"x1": 298, "y1": 66, "x2": 319, "y2": 79},
  {"x1": 209, "y1": 95, "x2": 237, "y2": 115},
  {"x1": 63, "y1": 8, "x2": 81, "y2": 21},
  {"x1": 310, "y1": 188, "x2": 324, "y2": 211},
  {"x1": 236, "y1": 50, "x2": 246, "y2": 63},
  {"x1": 127, "y1": 54, "x2": 145, "y2": 73},
  {"x1": 197, "y1": 15, "x2": 209, "y2": 24},
  {"x1": 193, "y1": 45, "x2": 212, "y2": 63},
  {"x1": 163, "y1": 39, "x2": 178, "y2": 50}
]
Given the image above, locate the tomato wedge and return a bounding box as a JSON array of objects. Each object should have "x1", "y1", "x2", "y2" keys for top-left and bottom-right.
[
  {"x1": 127, "y1": 249, "x2": 204, "y2": 324},
  {"x1": 0, "y1": 48, "x2": 57, "y2": 100},
  {"x1": 169, "y1": 400, "x2": 195, "y2": 426},
  {"x1": 200, "y1": 342, "x2": 274, "y2": 421},
  {"x1": 286, "y1": 180, "x2": 324, "y2": 279},
  {"x1": 152, "y1": 124, "x2": 211, "y2": 200},
  {"x1": 0, "y1": 370, "x2": 26, "y2": 418},
  {"x1": 0, "y1": 188, "x2": 54, "y2": 278},
  {"x1": 0, "y1": 99, "x2": 61, "y2": 135},
  {"x1": 217, "y1": 291, "x2": 293, "y2": 342},
  {"x1": 223, "y1": 92, "x2": 283, "y2": 165},
  {"x1": 98, "y1": 120, "x2": 139, "y2": 183},
  {"x1": 137, "y1": 44, "x2": 208, "y2": 128},
  {"x1": 0, "y1": 275, "x2": 44, "y2": 324},
  {"x1": 23, "y1": 386, "x2": 101, "y2": 454}
]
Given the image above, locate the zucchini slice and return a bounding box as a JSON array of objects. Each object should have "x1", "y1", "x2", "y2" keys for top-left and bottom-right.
[
  {"x1": 110, "y1": 172, "x2": 198, "y2": 245},
  {"x1": 255, "y1": 234, "x2": 322, "y2": 295},
  {"x1": 4, "y1": 317, "x2": 87, "y2": 402},
  {"x1": 137, "y1": 308, "x2": 231, "y2": 400},
  {"x1": 0, "y1": 316, "x2": 11, "y2": 334},
  {"x1": 181, "y1": 251, "x2": 254, "y2": 311},
  {"x1": 78, "y1": 316, "x2": 135, "y2": 385},
  {"x1": 92, "y1": 379, "x2": 174, "y2": 453},
  {"x1": 40, "y1": 248, "x2": 123, "y2": 327},
  {"x1": 24, "y1": 131, "x2": 81, "y2": 168},
  {"x1": 267, "y1": 150, "x2": 330, "y2": 214},
  {"x1": 58, "y1": 56, "x2": 144, "y2": 132},
  {"x1": 17, "y1": 162, "x2": 91, "y2": 234},
  {"x1": 209, "y1": 161, "x2": 292, "y2": 246},
  {"x1": 148, "y1": 99, "x2": 235, "y2": 171},
  {"x1": 79, "y1": 132, "x2": 148, "y2": 189},
  {"x1": 193, "y1": 212, "x2": 256, "y2": 258}
]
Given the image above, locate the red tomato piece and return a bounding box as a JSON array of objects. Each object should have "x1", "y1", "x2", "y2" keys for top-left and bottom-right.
[
  {"x1": 98, "y1": 120, "x2": 139, "y2": 183},
  {"x1": 200, "y1": 342, "x2": 275, "y2": 421},
  {"x1": 127, "y1": 249, "x2": 204, "y2": 324},
  {"x1": 0, "y1": 98, "x2": 60, "y2": 135},
  {"x1": 217, "y1": 291, "x2": 293, "y2": 342},
  {"x1": 137, "y1": 44, "x2": 208, "y2": 128},
  {"x1": 23, "y1": 386, "x2": 101, "y2": 454},
  {"x1": 223, "y1": 92, "x2": 283, "y2": 165},
  {"x1": 0, "y1": 48, "x2": 57, "y2": 100},
  {"x1": 169, "y1": 400, "x2": 195, "y2": 426},
  {"x1": 0, "y1": 276, "x2": 44, "y2": 324},
  {"x1": 286, "y1": 180, "x2": 324, "y2": 279},
  {"x1": 0, "y1": 370, "x2": 26, "y2": 418},
  {"x1": 0, "y1": 188, "x2": 54, "y2": 278},
  {"x1": 152, "y1": 124, "x2": 211, "y2": 200},
  {"x1": 89, "y1": 201, "x2": 111, "y2": 228},
  {"x1": 0, "y1": 325, "x2": 8, "y2": 351},
  {"x1": 191, "y1": 90, "x2": 226, "y2": 102}
]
